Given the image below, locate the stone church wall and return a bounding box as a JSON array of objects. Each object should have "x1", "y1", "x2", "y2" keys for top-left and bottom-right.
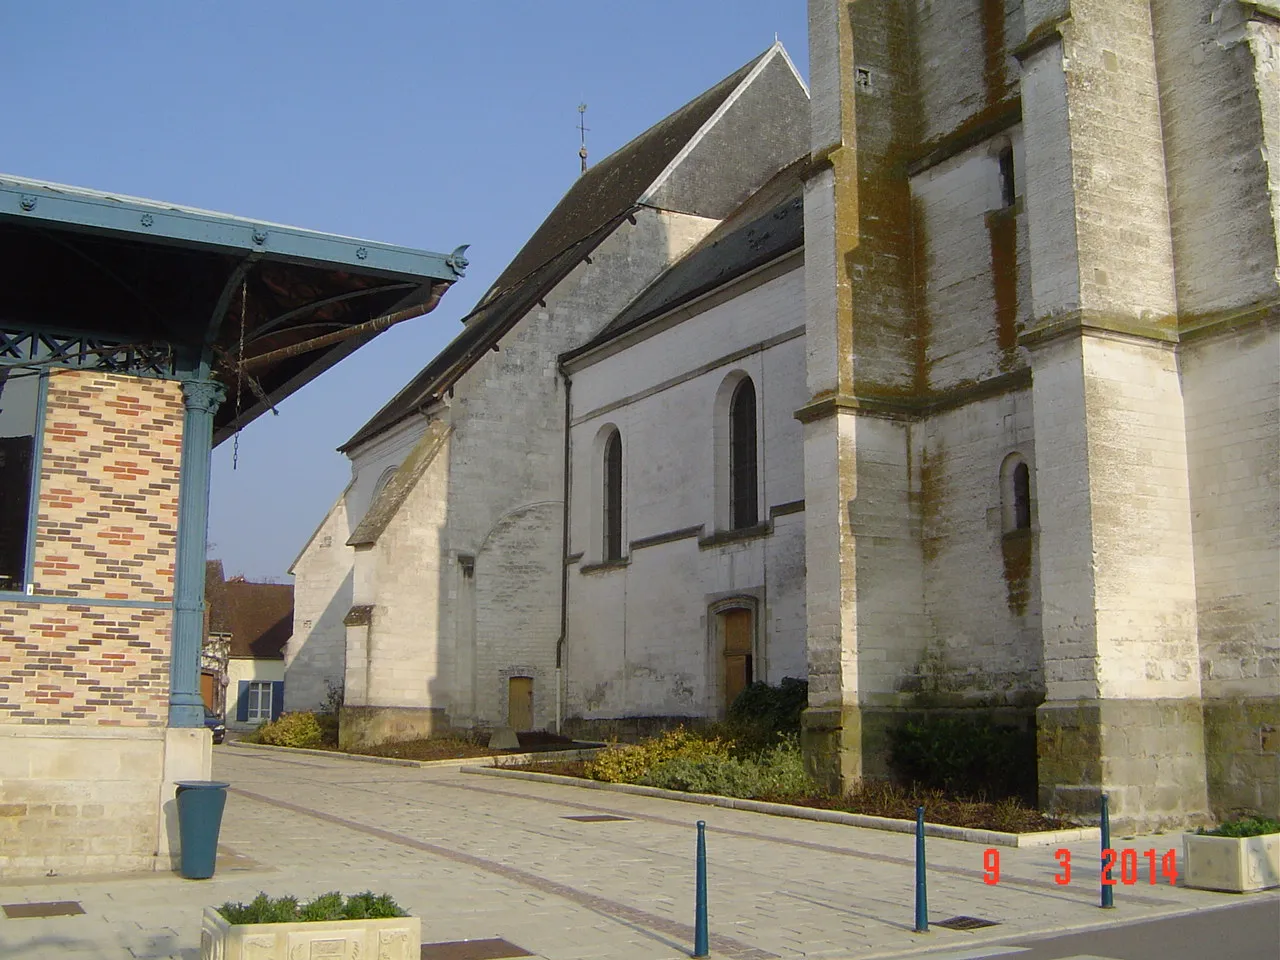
[
  {"x1": 565, "y1": 264, "x2": 808, "y2": 726},
  {"x1": 442, "y1": 208, "x2": 720, "y2": 730},
  {"x1": 285, "y1": 492, "x2": 352, "y2": 712},
  {"x1": 285, "y1": 414, "x2": 425, "y2": 712},
  {"x1": 1183, "y1": 324, "x2": 1280, "y2": 818}
]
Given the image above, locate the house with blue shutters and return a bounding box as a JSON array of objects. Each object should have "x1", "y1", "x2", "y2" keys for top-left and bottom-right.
[{"x1": 205, "y1": 560, "x2": 291, "y2": 730}]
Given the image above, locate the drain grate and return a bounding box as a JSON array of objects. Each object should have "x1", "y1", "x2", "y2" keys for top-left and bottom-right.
[
  {"x1": 2, "y1": 901, "x2": 86, "y2": 919},
  {"x1": 561, "y1": 814, "x2": 631, "y2": 822},
  {"x1": 420, "y1": 938, "x2": 534, "y2": 960},
  {"x1": 933, "y1": 915, "x2": 1001, "y2": 931}
]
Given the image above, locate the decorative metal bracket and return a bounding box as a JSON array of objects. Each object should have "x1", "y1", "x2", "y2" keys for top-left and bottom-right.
[{"x1": 445, "y1": 244, "x2": 471, "y2": 277}]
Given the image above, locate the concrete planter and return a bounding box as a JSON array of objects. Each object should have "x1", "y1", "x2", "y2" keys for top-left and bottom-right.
[
  {"x1": 200, "y1": 906, "x2": 420, "y2": 959},
  {"x1": 1182, "y1": 831, "x2": 1280, "y2": 893}
]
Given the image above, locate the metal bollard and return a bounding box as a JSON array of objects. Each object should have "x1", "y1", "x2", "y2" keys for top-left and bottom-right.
[
  {"x1": 914, "y1": 805, "x2": 929, "y2": 933},
  {"x1": 1100, "y1": 793, "x2": 1115, "y2": 909},
  {"x1": 694, "y1": 820, "x2": 709, "y2": 957}
]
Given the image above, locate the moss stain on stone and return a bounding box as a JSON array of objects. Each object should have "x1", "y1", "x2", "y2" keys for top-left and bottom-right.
[
  {"x1": 1000, "y1": 529, "x2": 1032, "y2": 616},
  {"x1": 981, "y1": 0, "x2": 1010, "y2": 107},
  {"x1": 989, "y1": 210, "x2": 1020, "y2": 371},
  {"x1": 919, "y1": 441, "x2": 944, "y2": 563}
]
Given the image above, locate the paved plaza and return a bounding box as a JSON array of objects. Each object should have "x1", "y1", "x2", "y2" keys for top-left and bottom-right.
[{"x1": 0, "y1": 747, "x2": 1273, "y2": 959}]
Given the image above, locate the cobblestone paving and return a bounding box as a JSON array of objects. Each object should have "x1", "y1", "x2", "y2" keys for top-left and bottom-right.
[{"x1": 0, "y1": 748, "x2": 1257, "y2": 959}]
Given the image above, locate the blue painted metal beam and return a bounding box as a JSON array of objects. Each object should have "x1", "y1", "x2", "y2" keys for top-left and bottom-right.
[
  {"x1": 0, "y1": 175, "x2": 467, "y2": 283},
  {"x1": 168, "y1": 377, "x2": 226, "y2": 727}
]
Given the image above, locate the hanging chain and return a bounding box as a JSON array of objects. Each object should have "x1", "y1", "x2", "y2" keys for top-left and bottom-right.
[{"x1": 232, "y1": 280, "x2": 246, "y2": 470}]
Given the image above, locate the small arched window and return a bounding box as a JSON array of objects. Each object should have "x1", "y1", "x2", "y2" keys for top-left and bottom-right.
[
  {"x1": 372, "y1": 465, "x2": 399, "y2": 499},
  {"x1": 1000, "y1": 453, "x2": 1033, "y2": 533},
  {"x1": 603, "y1": 428, "x2": 623, "y2": 561},
  {"x1": 729, "y1": 378, "x2": 758, "y2": 530}
]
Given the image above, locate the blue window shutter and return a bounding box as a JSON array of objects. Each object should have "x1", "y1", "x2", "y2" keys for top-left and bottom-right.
[
  {"x1": 271, "y1": 682, "x2": 284, "y2": 721},
  {"x1": 236, "y1": 681, "x2": 250, "y2": 722}
]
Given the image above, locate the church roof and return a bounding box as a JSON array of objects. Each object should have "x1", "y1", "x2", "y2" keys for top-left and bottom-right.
[
  {"x1": 339, "y1": 46, "x2": 796, "y2": 453},
  {"x1": 566, "y1": 154, "x2": 809, "y2": 362}
]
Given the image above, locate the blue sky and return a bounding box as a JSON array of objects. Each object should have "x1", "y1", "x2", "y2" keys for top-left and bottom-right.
[{"x1": 5, "y1": 2, "x2": 808, "y2": 581}]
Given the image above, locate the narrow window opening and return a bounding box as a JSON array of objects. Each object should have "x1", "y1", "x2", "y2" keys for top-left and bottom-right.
[
  {"x1": 998, "y1": 146, "x2": 1016, "y2": 209},
  {"x1": 1012, "y1": 461, "x2": 1031, "y2": 530},
  {"x1": 0, "y1": 368, "x2": 40, "y2": 593},
  {"x1": 603, "y1": 429, "x2": 623, "y2": 561},
  {"x1": 729, "y1": 379, "x2": 758, "y2": 530}
]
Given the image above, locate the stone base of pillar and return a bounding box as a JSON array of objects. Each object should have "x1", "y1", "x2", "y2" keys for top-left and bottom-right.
[
  {"x1": 801, "y1": 705, "x2": 863, "y2": 795},
  {"x1": 156, "y1": 727, "x2": 214, "y2": 871},
  {"x1": 338, "y1": 705, "x2": 454, "y2": 750},
  {"x1": 1204, "y1": 695, "x2": 1280, "y2": 821},
  {"x1": 1037, "y1": 698, "x2": 1212, "y2": 833}
]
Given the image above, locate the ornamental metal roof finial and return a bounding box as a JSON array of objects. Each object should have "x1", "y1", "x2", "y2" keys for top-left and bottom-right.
[{"x1": 578, "y1": 103, "x2": 589, "y2": 175}]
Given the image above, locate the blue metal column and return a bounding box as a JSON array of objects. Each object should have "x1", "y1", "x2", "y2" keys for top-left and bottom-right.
[{"x1": 168, "y1": 378, "x2": 226, "y2": 727}]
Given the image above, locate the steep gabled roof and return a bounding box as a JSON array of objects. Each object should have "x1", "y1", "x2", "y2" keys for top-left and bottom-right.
[
  {"x1": 341, "y1": 44, "x2": 806, "y2": 454},
  {"x1": 206, "y1": 568, "x2": 294, "y2": 660},
  {"x1": 567, "y1": 154, "x2": 810, "y2": 361}
]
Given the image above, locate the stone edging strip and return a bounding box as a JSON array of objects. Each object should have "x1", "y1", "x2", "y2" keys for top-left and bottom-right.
[
  {"x1": 226, "y1": 739, "x2": 607, "y2": 769},
  {"x1": 465, "y1": 766, "x2": 1100, "y2": 848}
]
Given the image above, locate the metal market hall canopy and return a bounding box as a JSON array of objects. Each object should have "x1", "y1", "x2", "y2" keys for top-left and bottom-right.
[{"x1": 0, "y1": 173, "x2": 468, "y2": 444}]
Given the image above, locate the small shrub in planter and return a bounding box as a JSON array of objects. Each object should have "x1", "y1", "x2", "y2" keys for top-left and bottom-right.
[
  {"x1": 202, "y1": 891, "x2": 418, "y2": 960},
  {"x1": 1183, "y1": 817, "x2": 1280, "y2": 893}
]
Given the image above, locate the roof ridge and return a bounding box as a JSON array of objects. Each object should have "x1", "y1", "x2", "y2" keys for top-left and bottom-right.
[{"x1": 339, "y1": 45, "x2": 797, "y2": 454}]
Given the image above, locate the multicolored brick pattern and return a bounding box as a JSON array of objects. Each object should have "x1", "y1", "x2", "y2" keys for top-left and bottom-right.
[
  {"x1": 0, "y1": 370, "x2": 182, "y2": 727},
  {"x1": 0, "y1": 604, "x2": 170, "y2": 725},
  {"x1": 34, "y1": 371, "x2": 183, "y2": 601}
]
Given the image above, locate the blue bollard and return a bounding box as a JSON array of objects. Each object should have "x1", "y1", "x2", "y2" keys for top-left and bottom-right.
[
  {"x1": 693, "y1": 820, "x2": 709, "y2": 957},
  {"x1": 175, "y1": 780, "x2": 229, "y2": 879},
  {"x1": 1100, "y1": 793, "x2": 1114, "y2": 909},
  {"x1": 914, "y1": 805, "x2": 929, "y2": 933}
]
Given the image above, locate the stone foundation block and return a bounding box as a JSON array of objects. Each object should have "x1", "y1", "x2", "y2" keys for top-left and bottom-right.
[
  {"x1": 801, "y1": 705, "x2": 862, "y2": 794},
  {"x1": 1037, "y1": 698, "x2": 1211, "y2": 833},
  {"x1": 1203, "y1": 696, "x2": 1280, "y2": 820},
  {"x1": 339, "y1": 705, "x2": 453, "y2": 749}
]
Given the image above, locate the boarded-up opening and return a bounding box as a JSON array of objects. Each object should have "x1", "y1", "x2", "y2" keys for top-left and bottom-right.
[
  {"x1": 508, "y1": 676, "x2": 533, "y2": 732},
  {"x1": 721, "y1": 608, "x2": 753, "y2": 711}
]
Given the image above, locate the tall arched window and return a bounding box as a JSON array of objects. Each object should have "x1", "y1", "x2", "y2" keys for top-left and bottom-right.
[
  {"x1": 729, "y1": 378, "x2": 758, "y2": 529},
  {"x1": 603, "y1": 428, "x2": 623, "y2": 561}
]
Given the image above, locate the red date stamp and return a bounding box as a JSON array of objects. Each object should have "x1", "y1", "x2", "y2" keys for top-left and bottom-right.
[{"x1": 981, "y1": 847, "x2": 1178, "y2": 886}]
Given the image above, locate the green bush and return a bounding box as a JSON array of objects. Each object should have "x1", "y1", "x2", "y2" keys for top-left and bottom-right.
[
  {"x1": 641, "y1": 737, "x2": 814, "y2": 799},
  {"x1": 218, "y1": 891, "x2": 406, "y2": 925},
  {"x1": 887, "y1": 714, "x2": 1036, "y2": 802},
  {"x1": 585, "y1": 727, "x2": 731, "y2": 783},
  {"x1": 727, "y1": 678, "x2": 808, "y2": 738},
  {"x1": 1198, "y1": 816, "x2": 1280, "y2": 838},
  {"x1": 255, "y1": 711, "x2": 324, "y2": 749}
]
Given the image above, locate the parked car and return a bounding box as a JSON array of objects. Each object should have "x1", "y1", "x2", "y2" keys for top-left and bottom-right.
[{"x1": 203, "y1": 706, "x2": 226, "y2": 744}]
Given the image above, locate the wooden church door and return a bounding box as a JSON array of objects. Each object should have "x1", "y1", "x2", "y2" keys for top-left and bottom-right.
[
  {"x1": 721, "y1": 608, "x2": 754, "y2": 712},
  {"x1": 508, "y1": 676, "x2": 534, "y2": 731}
]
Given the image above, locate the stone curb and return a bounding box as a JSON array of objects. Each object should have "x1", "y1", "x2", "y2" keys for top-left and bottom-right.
[
  {"x1": 225, "y1": 739, "x2": 607, "y2": 769},
  {"x1": 465, "y1": 766, "x2": 1100, "y2": 848}
]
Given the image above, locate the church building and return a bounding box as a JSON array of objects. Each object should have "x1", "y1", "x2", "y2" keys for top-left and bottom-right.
[{"x1": 288, "y1": 0, "x2": 1279, "y2": 834}]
